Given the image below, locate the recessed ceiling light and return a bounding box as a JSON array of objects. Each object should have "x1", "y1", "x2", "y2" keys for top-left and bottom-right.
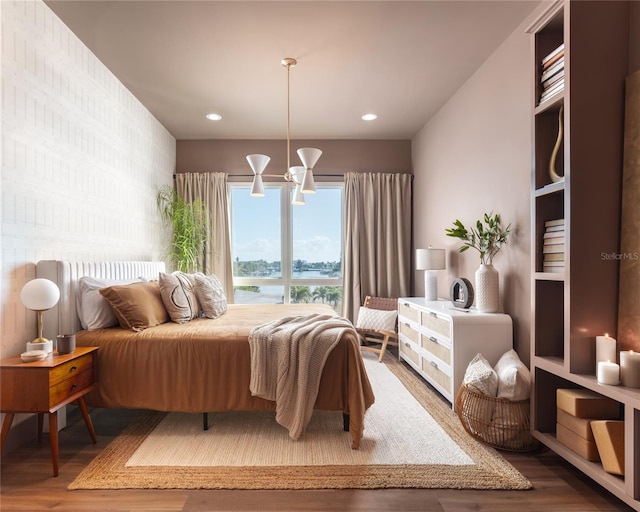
[
  {"x1": 361, "y1": 113, "x2": 377, "y2": 121},
  {"x1": 206, "y1": 113, "x2": 222, "y2": 121}
]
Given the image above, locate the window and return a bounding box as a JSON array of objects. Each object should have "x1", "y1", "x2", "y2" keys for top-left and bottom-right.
[{"x1": 229, "y1": 182, "x2": 343, "y2": 312}]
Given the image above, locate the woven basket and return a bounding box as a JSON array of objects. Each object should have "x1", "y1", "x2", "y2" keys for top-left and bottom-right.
[{"x1": 455, "y1": 384, "x2": 538, "y2": 452}]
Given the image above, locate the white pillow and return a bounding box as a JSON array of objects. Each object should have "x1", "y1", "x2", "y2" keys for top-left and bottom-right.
[
  {"x1": 193, "y1": 273, "x2": 228, "y2": 319},
  {"x1": 463, "y1": 353, "x2": 498, "y2": 397},
  {"x1": 77, "y1": 276, "x2": 142, "y2": 330},
  {"x1": 494, "y1": 349, "x2": 531, "y2": 401},
  {"x1": 355, "y1": 307, "x2": 397, "y2": 332},
  {"x1": 158, "y1": 272, "x2": 201, "y2": 324}
]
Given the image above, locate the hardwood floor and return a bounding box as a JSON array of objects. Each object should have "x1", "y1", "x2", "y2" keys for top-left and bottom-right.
[{"x1": 0, "y1": 406, "x2": 634, "y2": 511}]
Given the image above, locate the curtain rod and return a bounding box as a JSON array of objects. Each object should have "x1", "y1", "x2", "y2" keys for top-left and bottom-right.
[{"x1": 174, "y1": 173, "x2": 345, "y2": 179}]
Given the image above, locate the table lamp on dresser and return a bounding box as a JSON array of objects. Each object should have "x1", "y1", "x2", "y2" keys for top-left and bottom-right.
[{"x1": 416, "y1": 247, "x2": 446, "y2": 301}]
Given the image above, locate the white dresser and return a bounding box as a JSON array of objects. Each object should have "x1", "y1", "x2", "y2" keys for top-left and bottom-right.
[{"x1": 397, "y1": 298, "x2": 513, "y2": 409}]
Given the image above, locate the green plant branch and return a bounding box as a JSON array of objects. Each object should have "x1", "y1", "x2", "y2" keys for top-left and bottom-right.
[
  {"x1": 445, "y1": 212, "x2": 511, "y2": 265},
  {"x1": 156, "y1": 185, "x2": 208, "y2": 273}
]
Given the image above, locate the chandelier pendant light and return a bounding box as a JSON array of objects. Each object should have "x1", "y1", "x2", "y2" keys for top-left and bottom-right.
[{"x1": 246, "y1": 57, "x2": 322, "y2": 204}]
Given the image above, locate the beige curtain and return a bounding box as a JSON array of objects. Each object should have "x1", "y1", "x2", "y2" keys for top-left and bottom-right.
[
  {"x1": 343, "y1": 172, "x2": 412, "y2": 321},
  {"x1": 175, "y1": 172, "x2": 234, "y2": 302}
]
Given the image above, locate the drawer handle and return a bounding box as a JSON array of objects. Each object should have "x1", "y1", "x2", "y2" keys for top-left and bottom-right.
[
  {"x1": 429, "y1": 312, "x2": 437, "y2": 318},
  {"x1": 404, "y1": 342, "x2": 411, "y2": 348},
  {"x1": 429, "y1": 361, "x2": 438, "y2": 368},
  {"x1": 71, "y1": 383, "x2": 78, "y2": 389},
  {"x1": 69, "y1": 366, "x2": 78, "y2": 373},
  {"x1": 404, "y1": 322, "x2": 411, "y2": 328},
  {"x1": 429, "y1": 336, "x2": 438, "y2": 344}
]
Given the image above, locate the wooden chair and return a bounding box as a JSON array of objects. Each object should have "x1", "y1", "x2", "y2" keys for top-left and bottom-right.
[{"x1": 356, "y1": 296, "x2": 399, "y2": 362}]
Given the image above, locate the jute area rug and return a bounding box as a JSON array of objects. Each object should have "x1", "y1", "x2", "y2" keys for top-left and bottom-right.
[{"x1": 69, "y1": 352, "x2": 532, "y2": 491}]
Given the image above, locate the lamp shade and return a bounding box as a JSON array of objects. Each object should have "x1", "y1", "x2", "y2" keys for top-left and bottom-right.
[
  {"x1": 289, "y1": 166, "x2": 305, "y2": 185},
  {"x1": 246, "y1": 154, "x2": 270, "y2": 175},
  {"x1": 292, "y1": 184, "x2": 305, "y2": 205},
  {"x1": 20, "y1": 278, "x2": 60, "y2": 311},
  {"x1": 297, "y1": 147, "x2": 322, "y2": 170},
  {"x1": 250, "y1": 175, "x2": 265, "y2": 197},
  {"x1": 416, "y1": 248, "x2": 446, "y2": 271}
]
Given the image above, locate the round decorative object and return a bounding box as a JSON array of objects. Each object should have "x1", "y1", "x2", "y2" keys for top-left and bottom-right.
[
  {"x1": 475, "y1": 263, "x2": 500, "y2": 313},
  {"x1": 20, "y1": 350, "x2": 48, "y2": 363},
  {"x1": 549, "y1": 105, "x2": 565, "y2": 183},
  {"x1": 450, "y1": 278, "x2": 474, "y2": 309}
]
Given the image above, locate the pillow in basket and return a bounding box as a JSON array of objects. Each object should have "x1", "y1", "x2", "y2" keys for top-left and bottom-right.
[
  {"x1": 355, "y1": 307, "x2": 397, "y2": 332},
  {"x1": 463, "y1": 353, "x2": 498, "y2": 397},
  {"x1": 494, "y1": 349, "x2": 531, "y2": 401}
]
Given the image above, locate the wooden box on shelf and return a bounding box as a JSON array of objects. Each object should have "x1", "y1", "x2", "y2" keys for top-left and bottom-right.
[{"x1": 591, "y1": 420, "x2": 625, "y2": 476}]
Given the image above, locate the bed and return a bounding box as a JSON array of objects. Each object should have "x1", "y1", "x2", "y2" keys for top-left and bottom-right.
[{"x1": 36, "y1": 260, "x2": 374, "y2": 449}]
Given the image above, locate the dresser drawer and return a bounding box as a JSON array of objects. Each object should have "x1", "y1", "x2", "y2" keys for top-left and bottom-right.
[
  {"x1": 49, "y1": 353, "x2": 94, "y2": 387},
  {"x1": 399, "y1": 339, "x2": 420, "y2": 367},
  {"x1": 399, "y1": 322, "x2": 419, "y2": 344},
  {"x1": 421, "y1": 356, "x2": 451, "y2": 394},
  {"x1": 421, "y1": 333, "x2": 451, "y2": 365},
  {"x1": 399, "y1": 301, "x2": 420, "y2": 323},
  {"x1": 421, "y1": 310, "x2": 451, "y2": 339},
  {"x1": 49, "y1": 368, "x2": 95, "y2": 408}
]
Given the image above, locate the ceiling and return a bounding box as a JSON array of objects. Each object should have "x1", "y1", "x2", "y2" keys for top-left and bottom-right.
[{"x1": 44, "y1": 0, "x2": 539, "y2": 141}]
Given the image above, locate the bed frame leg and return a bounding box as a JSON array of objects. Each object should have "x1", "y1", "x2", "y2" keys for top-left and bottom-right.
[
  {"x1": 203, "y1": 412, "x2": 208, "y2": 431},
  {"x1": 342, "y1": 413, "x2": 350, "y2": 432}
]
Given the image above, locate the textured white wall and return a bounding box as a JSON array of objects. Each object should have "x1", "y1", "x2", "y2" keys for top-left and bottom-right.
[{"x1": 1, "y1": 1, "x2": 175, "y2": 359}]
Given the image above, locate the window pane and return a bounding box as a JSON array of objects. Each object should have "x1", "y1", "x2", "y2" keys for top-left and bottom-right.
[
  {"x1": 234, "y1": 285, "x2": 284, "y2": 304},
  {"x1": 231, "y1": 187, "x2": 281, "y2": 278},
  {"x1": 291, "y1": 187, "x2": 342, "y2": 278},
  {"x1": 290, "y1": 285, "x2": 343, "y2": 314}
]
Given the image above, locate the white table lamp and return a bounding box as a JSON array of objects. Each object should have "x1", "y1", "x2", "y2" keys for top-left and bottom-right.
[
  {"x1": 21, "y1": 278, "x2": 60, "y2": 353},
  {"x1": 416, "y1": 248, "x2": 446, "y2": 301}
]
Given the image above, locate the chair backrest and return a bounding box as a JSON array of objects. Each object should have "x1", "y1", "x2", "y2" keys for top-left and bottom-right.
[{"x1": 363, "y1": 296, "x2": 398, "y2": 311}]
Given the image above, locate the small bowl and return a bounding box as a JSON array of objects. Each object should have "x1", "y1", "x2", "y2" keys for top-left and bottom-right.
[{"x1": 21, "y1": 350, "x2": 48, "y2": 363}]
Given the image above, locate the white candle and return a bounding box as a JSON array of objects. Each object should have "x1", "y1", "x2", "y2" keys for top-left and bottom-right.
[
  {"x1": 597, "y1": 361, "x2": 620, "y2": 385},
  {"x1": 620, "y1": 350, "x2": 640, "y2": 388},
  {"x1": 596, "y1": 334, "x2": 617, "y2": 364}
]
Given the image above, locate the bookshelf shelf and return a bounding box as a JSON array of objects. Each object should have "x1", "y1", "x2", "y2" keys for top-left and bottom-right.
[{"x1": 527, "y1": 2, "x2": 637, "y2": 510}]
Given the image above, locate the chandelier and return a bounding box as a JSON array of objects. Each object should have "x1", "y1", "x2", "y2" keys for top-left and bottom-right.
[{"x1": 246, "y1": 58, "x2": 322, "y2": 205}]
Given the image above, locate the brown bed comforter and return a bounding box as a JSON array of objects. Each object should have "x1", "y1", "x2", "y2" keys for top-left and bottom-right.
[{"x1": 76, "y1": 303, "x2": 375, "y2": 448}]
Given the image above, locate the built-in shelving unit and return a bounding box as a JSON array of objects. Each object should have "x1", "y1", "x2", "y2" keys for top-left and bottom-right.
[{"x1": 527, "y1": 2, "x2": 639, "y2": 510}]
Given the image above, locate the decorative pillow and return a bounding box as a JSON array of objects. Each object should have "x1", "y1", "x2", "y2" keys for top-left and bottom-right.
[
  {"x1": 463, "y1": 353, "x2": 498, "y2": 397},
  {"x1": 76, "y1": 277, "x2": 142, "y2": 330},
  {"x1": 99, "y1": 281, "x2": 169, "y2": 331},
  {"x1": 494, "y1": 349, "x2": 531, "y2": 401},
  {"x1": 355, "y1": 307, "x2": 397, "y2": 332},
  {"x1": 193, "y1": 273, "x2": 228, "y2": 319},
  {"x1": 159, "y1": 272, "x2": 200, "y2": 324}
]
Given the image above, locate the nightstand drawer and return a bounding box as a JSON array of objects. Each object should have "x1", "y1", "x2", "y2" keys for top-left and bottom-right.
[
  {"x1": 399, "y1": 322, "x2": 419, "y2": 344},
  {"x1": 421, "y1": 333, "x2": 451, "y2": 365},
  {"x1": 49, "y1": 368, "x2": 95, "y2": 408},
  {"x1": 49, "y1": 353, "x2": 94, "y2": 387},
  {"x1": 399, "y1": 301, "x2": 420, "y2": 323},
  {"x1": 421, "y1": 311, "x2": 451, "y2": 339}
]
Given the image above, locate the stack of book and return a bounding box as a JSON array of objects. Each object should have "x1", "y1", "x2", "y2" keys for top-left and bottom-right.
[
  {"x1": 540, "y1": 43, "x2": 564, "y2": 103},
  {"x1": 543, "y1": 218, "x2": 565, "y2": 272}
]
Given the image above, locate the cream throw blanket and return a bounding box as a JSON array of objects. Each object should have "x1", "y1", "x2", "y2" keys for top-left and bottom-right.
[{"x1": 249, "y1": 313, "x2": 356, "y2": 440}]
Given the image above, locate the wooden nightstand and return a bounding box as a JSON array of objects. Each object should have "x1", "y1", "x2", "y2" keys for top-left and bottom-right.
[{"x1": 0, "y1": 346, "x2": 98, "y2": 476}]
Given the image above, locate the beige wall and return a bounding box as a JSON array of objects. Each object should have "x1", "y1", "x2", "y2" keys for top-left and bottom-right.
[
  {"x1": 176, "y1": 139, "x2": 412, "y2": 178},
  {"x1": 411, "y1": 7, "x2": 534, "y2": 362},
  {"x1": 0, "y1": 1, "x2": 175, "y2": 365}
]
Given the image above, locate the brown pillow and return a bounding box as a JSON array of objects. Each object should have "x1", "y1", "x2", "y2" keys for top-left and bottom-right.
[{"x1": 99, "y1": 281, "x2": 169, "y2": 331}]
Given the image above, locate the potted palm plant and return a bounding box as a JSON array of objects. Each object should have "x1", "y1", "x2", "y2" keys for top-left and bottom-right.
[
  {"x1": 445, "y1": 212, "x2": 511, "y2": 312},
  {"x1": 156, "y1": 185, "x2": 208, "y2": 273}
]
